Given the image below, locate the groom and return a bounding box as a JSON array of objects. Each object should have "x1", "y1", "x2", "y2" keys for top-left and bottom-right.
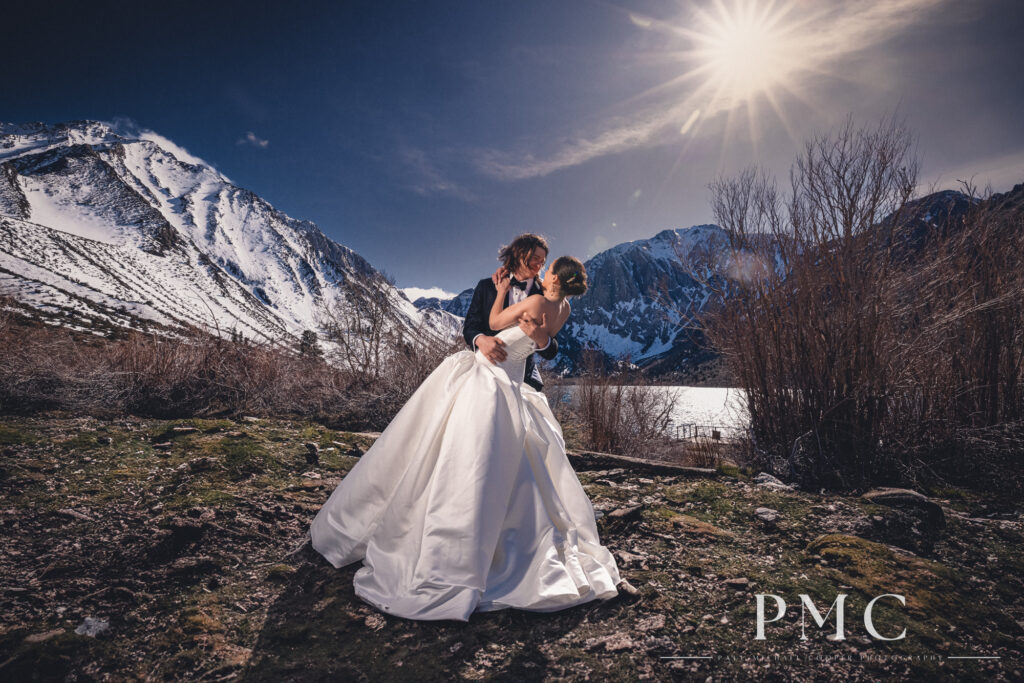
[{"x1": 463, "y1": 233, "x2": 559, "y2": 391}]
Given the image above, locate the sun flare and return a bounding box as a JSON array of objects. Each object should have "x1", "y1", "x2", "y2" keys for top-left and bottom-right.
[
  {"x1": 626, "y1": 0, "x2": 816, "y2": 153},
  {"x1": 690, "y1": 0, "x2": 802, "y2": 106},
  {"x1": 699, "y1": 6, "x2": 792, "y2": 101},
  {"x1": 621, "y1": 0, "x2": 818, "y2": 192}
]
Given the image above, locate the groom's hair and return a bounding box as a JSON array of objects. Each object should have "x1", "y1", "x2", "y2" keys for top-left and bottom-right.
[{"x1": 498, "y1": 233, "x2": 549, "y2": 273}]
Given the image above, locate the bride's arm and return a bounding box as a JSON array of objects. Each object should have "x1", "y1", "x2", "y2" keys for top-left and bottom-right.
[{"x1": 490, "y1": 295, "x2": 542, "y2": 331}]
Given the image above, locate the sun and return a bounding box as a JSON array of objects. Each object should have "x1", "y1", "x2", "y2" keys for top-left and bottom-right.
[
  {"x1": 626, "y1": 0, "x2": 813, "y2": 134},
  {"x1": 622, "y1": 0, "x2": 817, "y2": 192},
  {"x1": 695, "y1": 3, "x2": 796, "y2": 103},
  {"x1": 688, "y1": 0, "x2": 802, "y2": 107}
]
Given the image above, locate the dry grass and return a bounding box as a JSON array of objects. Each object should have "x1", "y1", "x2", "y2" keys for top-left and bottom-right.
[{"x1": 0, "y1": 301, "x2": 457, "y2": 431}]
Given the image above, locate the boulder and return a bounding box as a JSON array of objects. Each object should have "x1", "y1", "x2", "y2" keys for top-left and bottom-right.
[
  {"x1": 753, "y1": 472, "x2": 784, "y2": 486},
  {"x1": 755, "y1": 507, "x2": 780, "y2": 524},
  {"x1": 74, "y1": 617, "x2": 109, "y2": 638},
  {"x1": 861, "y1": 488, "x2": 945, "y2": 529}
]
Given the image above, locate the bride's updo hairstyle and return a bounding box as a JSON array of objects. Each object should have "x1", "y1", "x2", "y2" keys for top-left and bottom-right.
[{"x1": 551, "y1": 256, "x2": 587, "y2": 297}]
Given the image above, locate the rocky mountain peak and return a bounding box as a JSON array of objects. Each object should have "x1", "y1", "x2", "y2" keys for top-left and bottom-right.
[{"x1": 0, "y1": 120, "x2": 449, "y2": 345}]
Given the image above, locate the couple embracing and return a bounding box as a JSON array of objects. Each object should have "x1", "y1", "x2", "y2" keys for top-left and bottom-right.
[{"x1": 310, "y1": 234, "x2": 622, "y2": 621}]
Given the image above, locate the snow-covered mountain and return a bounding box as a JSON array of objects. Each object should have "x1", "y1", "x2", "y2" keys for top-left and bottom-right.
[
  {"x1": 0, "y1": 120, "x2": 449, "y2": 344},
  {"x1": 410, "y1": 288, "x2": 473, "y2": 318},
  {"x1": 557, "y1": 225, "x2": 734, "y2": 373},
  {"x1": 408, "y1": 225, "x2": 739, "y2": 374}
]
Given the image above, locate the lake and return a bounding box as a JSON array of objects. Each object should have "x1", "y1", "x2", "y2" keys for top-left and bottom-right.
[{"x1": 554, "y1": 385, "x2": 749, "y2": 439}]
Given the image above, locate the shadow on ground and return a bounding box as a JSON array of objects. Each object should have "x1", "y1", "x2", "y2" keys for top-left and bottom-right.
[{"x1": 240, "y1": 543, "x2": 633, "y2": 682}]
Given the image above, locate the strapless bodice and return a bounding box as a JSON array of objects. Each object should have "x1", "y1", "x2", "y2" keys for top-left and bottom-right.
[{"x1": 475, "y1": 326, "x2": 536, "y2": 384}]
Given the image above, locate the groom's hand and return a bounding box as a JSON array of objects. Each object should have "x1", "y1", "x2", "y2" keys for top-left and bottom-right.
[
  {"x1": 518, "y1": 313, "x2": 549, "y2": 348},
  {"x1": 476, "y1": 335, "x2": 507, "y2": 364}
]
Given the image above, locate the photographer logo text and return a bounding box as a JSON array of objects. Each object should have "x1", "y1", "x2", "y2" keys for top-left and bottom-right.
[{"x1": 755, "y1": 593, "x2": 907, "y2": 641}]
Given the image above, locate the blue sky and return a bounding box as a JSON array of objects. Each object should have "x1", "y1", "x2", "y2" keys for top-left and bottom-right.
[{"x1": 5, "y1": 0, "x2": 1024, "y2": 294}]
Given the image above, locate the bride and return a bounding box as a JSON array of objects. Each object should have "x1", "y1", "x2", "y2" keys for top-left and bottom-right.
[{"x1": 310, "y1": 256, "x2": 621, "y2": 621}]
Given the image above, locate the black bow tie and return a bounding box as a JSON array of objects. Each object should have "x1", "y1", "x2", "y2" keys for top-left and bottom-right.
[{"x1": 509, "y1": 277, "x2": 529, "y2": 291}]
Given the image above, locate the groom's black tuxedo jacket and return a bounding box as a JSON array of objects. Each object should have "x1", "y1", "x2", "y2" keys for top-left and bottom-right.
[{"x1": 462, "y1": 277, "x2": 559, "y2": 391}]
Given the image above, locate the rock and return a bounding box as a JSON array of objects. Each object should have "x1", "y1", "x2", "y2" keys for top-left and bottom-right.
[
  {"x1": 300, "y1": 471, "x2": 322, "y2": 479},
  {"x1": 753, "y1": 472, "x2": 793, "y2": 490},
  {"x1": 724, "y1": 577, "x2": 751, "y2": 589},
  {"x1": 616, "y1": 579, "x2": 641, "y2": 598},
  {"x1": 636, "y1": 614, "x2": 666, "y2": 632},
  {"x1": 286, "y1": 481, "x2": 323, "y2": 492},
  {"x1": 304, "y1": 442, "x2": 320, "y2": 465},
  {"x1": 347, "y1": 445, "x2": 365, "y2": 457},
  {"x1": 74, "y1": 617, "x2": 109, "y2": 637},
  {"x1": 187, "y1": 456, "x2": 215, "y2": 473},
  {"x1": 96, "y1": 435, "x2": 112, "y2": 445},
  {"x1": 153, "y1": 442, "x2": 172, "y2": 450},
  {"x1": 585, "y1": 632, "x2": 635, "y2": 652},
  {"x1": 242, "y1": 416, "x2": 260, "y2": 422},
  {"x1": 172, "y1": 426, "x2": 199, "y2": 434},
  {"x1": 57, "y1": 508, "x2": 97, "y2": 522},
  {"x1": 643, "y1": 635, "x2": 675, "y2": 654},
  {"x1": 603, "y1": 632, "x2": 635, "y2": 652},
  {"x1": 755, "y1": 507, "x2": 780, "y2": 524},
  {"x1": 614, "y1": 549, "x2": 647, "y2": 568},
  {"x1": 607, "y1": 504, "x2": 644, "y2": 521},
  {"x1": 861, "y1": 488, "x2": 945, "y2": 528}
]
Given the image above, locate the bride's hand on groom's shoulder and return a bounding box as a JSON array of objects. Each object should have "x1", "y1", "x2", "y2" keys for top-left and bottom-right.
[{"x1": 492, "y1": 266, "x2": 508, "y2": 288}]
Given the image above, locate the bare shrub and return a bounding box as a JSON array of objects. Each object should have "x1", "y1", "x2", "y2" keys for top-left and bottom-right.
[
  {"x1": 0, "y1": 306, "x2": 455, "y2": 430},
  {"x1": 320, "y1": 275, "x2": 461, "y2": 429},
  {"x1": 323, "y1": 277, "x2": 398, "y2": 384},
  {"x1": 703, "y1": 115, "x2": 1024, "y2": 492},
  {"x1": 0, "y1": 306, "x2": 124, "y2": 414},
  {"x1": 566, "y1": 349, "x2": 678, "y2": 457}
]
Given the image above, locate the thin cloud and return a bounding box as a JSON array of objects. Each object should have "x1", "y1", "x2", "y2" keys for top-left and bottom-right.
[
  {"x1": 237, "y1": 131, "x2": 269, "y2": 148},
  {"x1": 476, "y1": 0, "x2": 953, "y2": 181},
  {"x1": 399, "y1": 146, "x2": 476, "y2": 201}
]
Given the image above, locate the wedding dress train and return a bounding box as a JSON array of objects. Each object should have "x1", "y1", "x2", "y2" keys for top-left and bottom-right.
[{"x1": 309, "y1": 326, "x2": 621, "y2": 621}]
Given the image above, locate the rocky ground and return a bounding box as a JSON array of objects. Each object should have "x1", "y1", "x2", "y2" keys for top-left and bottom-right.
[{"x1": 1, "y1": 416, "x2": 1022, "y2": 682}]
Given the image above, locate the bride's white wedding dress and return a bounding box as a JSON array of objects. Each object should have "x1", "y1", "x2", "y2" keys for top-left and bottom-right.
[{"x1": 310, "y1": 326, "x2": 621, "y2": 621}]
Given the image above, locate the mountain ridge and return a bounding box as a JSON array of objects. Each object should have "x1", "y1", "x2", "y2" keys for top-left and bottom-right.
[{"x1": 0, "y1": 120, "x2": 448, "y2": 345}]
